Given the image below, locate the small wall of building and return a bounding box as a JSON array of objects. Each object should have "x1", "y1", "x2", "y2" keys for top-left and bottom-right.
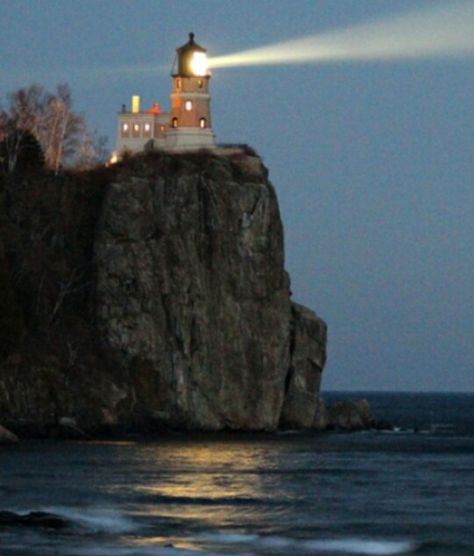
[{"x1": 117, "y1": 112, "x2": 169, "y2": 153}]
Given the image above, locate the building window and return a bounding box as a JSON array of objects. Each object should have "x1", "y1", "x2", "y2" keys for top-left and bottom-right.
[
  {"x1": 176, "y1": 79, "x2": 181, "y2": 89},
  {"x1": 131, "y1": 123, "x2": 140, "y2": 137},
  {"x1": 121, "y1": 122, "x2": 130, "y2": 137},
  {"x1": 171, "y1": 117, "x2": 178, "y2": 128},
  {"x1": 198, "y1": 79, "x2": 203, "y2": 88},
  {"x1": 143, "y1": 122, "x2": 151, "y2": 138},
  {"x1": 159, "y1": 125, "x2": 165, "y2": 133},
  {"x1": 185, "y1": 100, "x2": 193, "y2": 111},
  {"x1": 199, "y1": 117, "x2": 207, "y2": 129}
]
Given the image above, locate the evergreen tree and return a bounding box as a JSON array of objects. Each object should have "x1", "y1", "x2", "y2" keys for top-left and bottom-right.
[{"x1": 0, "y1": 129, "x2": 45, "y2": 174}]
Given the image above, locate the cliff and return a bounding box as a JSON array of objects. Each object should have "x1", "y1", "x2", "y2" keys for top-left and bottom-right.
[{"x1": 0, "y1": 150, "x2": 327, "y2": 436}]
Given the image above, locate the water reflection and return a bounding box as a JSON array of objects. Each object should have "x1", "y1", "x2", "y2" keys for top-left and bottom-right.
[{"x1": 129, "y1": 440, "x2": 285, "y2": 527}]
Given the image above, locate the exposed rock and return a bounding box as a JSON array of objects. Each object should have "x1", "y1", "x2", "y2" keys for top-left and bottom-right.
[
  {"x1": 0, "y1": 511, "x2": 67, "y2": 530},
  {"x1": 58, "y1": 416, "x2": 77, "y2": 427},
  {"x1": 0, "y1": 152, "x2": 327, "y2": 433},
  {"x1": 0, "y1": 424, "x2": 19, "y2": 444},
  {"x1": 372, "y1": 418, "x2": 394, "y2": 431},
  {"x1": 95, "y1": 153, "x2": 291, "y2": 430},
  {"x1": 51, "y1": 417, "x2": 90, "y2": 439},
  {"x1": 312, "y1": 399, "x2": 329, "y2": 431},
  {"x1": 280, "y1": 303, "x2": 327, "y2": 428},
  {"x1": 326, "y1": 399, "x2": 373, "y2": 431}
]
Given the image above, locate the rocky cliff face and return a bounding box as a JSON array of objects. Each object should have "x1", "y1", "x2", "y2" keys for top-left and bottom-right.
[{"x1": 0, "y1": 151, "x2": 327, "y2": 434}]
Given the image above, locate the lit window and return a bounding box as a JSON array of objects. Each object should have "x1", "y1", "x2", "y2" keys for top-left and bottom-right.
[
  {"x1": 144, "y1": 123, "x2": 151, "y2": 132},
  {"x1": 133, "y1": 124, "x2": 140, "y2": 132},
  {"x1": 122, "y1": 123, "x2": 129, "y2": 131},
  {"x1": 160, "y1": 125, "x2": 165, "y2": 132},
  {"x1": 171, "y1": 117, "x2": 178, "y2": 128},
  {"x1": 185, "y1": 100, "x2": 193, "y2": 111},
  {"x1": 199, "y1": 117, "x2": 207, "y2": 129},
  {"x1": 176, "y1": 79, "x2": 181, "y2": 89}
]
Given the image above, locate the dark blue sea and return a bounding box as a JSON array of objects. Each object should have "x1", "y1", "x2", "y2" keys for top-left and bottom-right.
[{"x1": 1, "y1": 392, "x2": 474, "y2": 556}]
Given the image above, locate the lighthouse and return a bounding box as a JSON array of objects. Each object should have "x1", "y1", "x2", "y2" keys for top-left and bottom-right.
[
  {"x1": 165, "y1": 32, "x2": 216, "y2": 150},
  {"x1": 115, "y1": 33, "x2": 216, "y2": 156}
]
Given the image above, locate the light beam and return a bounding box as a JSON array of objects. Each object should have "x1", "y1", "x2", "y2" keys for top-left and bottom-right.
[{"x1": 208, "y1": 2, "x2": 474, "y2": 69}]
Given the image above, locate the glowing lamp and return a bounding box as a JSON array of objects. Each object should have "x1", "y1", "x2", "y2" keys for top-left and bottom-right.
[
  {"x1": 190, "y1": 52, "x2": 208, "y2": 76},
  {"x1": 174, "y1": 32, "x2": 209, "y2": 77},
  {"x1": 108, "y1": 151, "x2": 118, "y2": 165}
]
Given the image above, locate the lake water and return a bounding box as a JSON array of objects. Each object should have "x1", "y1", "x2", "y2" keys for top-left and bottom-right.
[{"x1": 1, "y1": 392, "x2": 474, "y2": 555}]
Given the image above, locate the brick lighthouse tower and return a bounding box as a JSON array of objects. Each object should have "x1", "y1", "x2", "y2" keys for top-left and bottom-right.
[{"x1": 165, "y1": 33, "x2": 216, "y2": 150}]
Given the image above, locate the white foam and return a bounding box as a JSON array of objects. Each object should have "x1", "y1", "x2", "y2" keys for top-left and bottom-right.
[
  {"x1": 302, "y1": 538, "x2": 418, "y2": 555},
  {"x1": 199, "y1": 531, "x2": 417, "y2": 555},
  {"x1": 200, "y1": 531, "x2": 259, "y2": 544},
  {"x1": 43, "y1": 506, "x2": 137, "y2": 533}
]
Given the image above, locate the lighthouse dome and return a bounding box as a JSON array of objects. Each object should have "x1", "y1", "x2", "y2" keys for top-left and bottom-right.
[{"x1": 174, "y1": 32, "x2": 209, "y2": 77}]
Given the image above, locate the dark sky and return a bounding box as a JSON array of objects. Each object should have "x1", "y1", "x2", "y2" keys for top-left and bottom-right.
[{"x1": 1, "y1": 0, "x2": 473, "y2": 392}]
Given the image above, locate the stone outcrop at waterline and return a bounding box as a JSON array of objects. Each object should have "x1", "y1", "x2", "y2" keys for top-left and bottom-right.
[
  {"x1": 0, "y1": 424, "x2": 19, "y2": 444},
  {"x1": 0, "y1": 150, "x2": 328, "y2": 436}
]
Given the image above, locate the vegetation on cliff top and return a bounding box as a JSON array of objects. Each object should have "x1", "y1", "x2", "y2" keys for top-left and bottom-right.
[{"x1": 0, "y1": 84, "x2": 107, "y2": 175}]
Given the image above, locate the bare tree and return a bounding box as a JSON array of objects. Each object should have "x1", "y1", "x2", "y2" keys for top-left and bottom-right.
[
  {"x1": 76, "y1": 127, "x2": 108, "y2": 170},
  {"x1": 7, "y1": 85, "x2": 47, "y2": 139},
  {"x1": 0, "y1": 84, "x2": 107, "y2": 173},
  {"x1": 42, "y1": 85, "x2": 83, "y2": 173},
  {"x1": 0, "y1": 110, "x2": 32, "y2": 174}
]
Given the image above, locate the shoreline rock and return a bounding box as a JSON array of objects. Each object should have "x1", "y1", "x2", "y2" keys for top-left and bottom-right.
[
  {"x1": 325, "y1": 399, "x2": 373, "y2": 431},
  {"x1": 4, "y1": 396, "x2": 389, "y2": 440},
  {"x1": 0, "y1": 511, "x2": 67, "y2": 530},
  {"x1": 0, "y1": 424, "x2": 19, "y2": 444},
  {"x1": 280, "y1": 303, "x2": 327, "y2": 429}
]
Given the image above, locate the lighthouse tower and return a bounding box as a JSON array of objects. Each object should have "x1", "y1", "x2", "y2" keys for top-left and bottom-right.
[{"x1": 165, "y1": 33, "x2": 216, "y2": 150}]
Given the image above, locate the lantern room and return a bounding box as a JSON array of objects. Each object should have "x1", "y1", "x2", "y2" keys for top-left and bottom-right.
[{"x1": 174, "y1": 32, "x2": 208, "y2": 77}]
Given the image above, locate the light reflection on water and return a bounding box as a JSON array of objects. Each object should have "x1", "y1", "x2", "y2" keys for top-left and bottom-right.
[
  {"x1": 101, "y1": 438, "x2": 299, "y2": 552},
  {"x1": 3, "y1": 424, "x2": 474, "y2": 555},
  {"x1": 137, "y1": 439, "x2": 284, "y2": 471},
  {"x1": 126, "y1": 440, "x2": 289, "y2": 529}
]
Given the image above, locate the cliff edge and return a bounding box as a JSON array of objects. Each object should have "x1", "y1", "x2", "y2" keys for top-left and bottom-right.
[{"x1": 0, "y1": 150, "x2": 327, "y2": 435}]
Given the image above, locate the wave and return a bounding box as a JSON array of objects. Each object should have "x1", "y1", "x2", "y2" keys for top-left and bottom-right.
[
  {"x1": 65, "y1": 542, "x2": 231, "y2": 556},
  {"x1": 42, "y1": 506, "x2": 137, "y2": 534},
  {"x1": 302, "y1": 538, "x2": 419, "y2": 555},
  {"x1": 200, "y1": 531, "x2": 419, "y2": 554}
]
